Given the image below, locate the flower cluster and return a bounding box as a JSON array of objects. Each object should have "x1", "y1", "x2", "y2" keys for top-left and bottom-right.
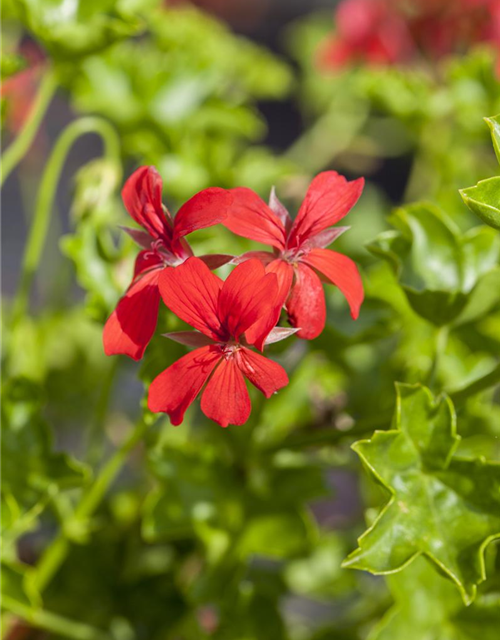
[
  {"x1": 103, "y1": 166, "x2": 364, "y2": 427},
  {"x1": 319, "y1": 0, "x2": 500, "y2": 70}
]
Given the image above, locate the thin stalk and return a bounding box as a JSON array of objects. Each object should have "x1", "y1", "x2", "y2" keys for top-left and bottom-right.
[
  {"x1": 428, "y1": 324, "x2": 449, "y2": 389},
  {"x1": 1, "y1": 68, "x2": 58, "y2": 187},
  {"x1": 2, "y1": 596, "x2": 114, "y2": 640},
  {"x1": 262, "y1": 409, "x2": 394, "y2": 454},
  {"x1": 449, "y1": 362, "x2": 500, "y2": 405},
  {"x1": 86, "y1": 359, "x2": 120, "y2": 466},
  {"x1": 35, "y1": 417, "x2": 150, "y2": 592},
  {"x1": 10, "y1": 117, "x2": 121, "y2": 326}
]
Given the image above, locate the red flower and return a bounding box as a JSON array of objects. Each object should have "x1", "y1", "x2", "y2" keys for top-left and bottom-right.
[
  {"x1": 103, "y1": 166, "x2": 233, "y2": 360},
  {"x1": 222, "y1": 172, "x2": 365, "y2": 340},
  {"x1": 319, "y1": 0, "x2": 500, "y2": 71},
  {"x1": 148, "y1": 257, "x2": 291, "y2": 427},
  {"x1": 1, "y1": 42, "x2": 46, "y2": 134},
  {"x1": 319, "y1": 0, "x2": 414, "y2": 69}
]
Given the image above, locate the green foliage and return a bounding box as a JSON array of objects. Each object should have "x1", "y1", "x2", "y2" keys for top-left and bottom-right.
[
  {"x1": 64, "y1": 5, "x2": 294, "y2": 198},
  {"x1": 3, "y1": 1, "x2": 500, "y2": 638},
  {"x1": 287, "y1": 14, "x2": 500, "y2": 211},
  {"x1": 370, "y1": 556, "x2": 500, "y2": 640},
  {"x1": 367, "y1": 203, "x2": 500, "y2": 325},
  {"x1": 1, "y1": 377, "x2": 89, "y2": 550},
  {"x1": 8, "y1": 0, "x2": 143, "y2": 59},
  {"x1": 344, "y1": 384, "x2": 500, "y2": 604},
  {"x1": 461, "y1": 115, "x2": 500, "y2": 229}
]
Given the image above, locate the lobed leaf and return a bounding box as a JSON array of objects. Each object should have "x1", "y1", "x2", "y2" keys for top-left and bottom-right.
[{"x1": 343, "y1": 383, "x2": 500, "y2": 604}]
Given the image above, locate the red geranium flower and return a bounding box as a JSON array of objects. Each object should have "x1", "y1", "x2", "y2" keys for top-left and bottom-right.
[
  {"x1": 319, "y1": 0, "x2": 500, "y2": 71},
  {"x1": 319, "y1": 0, "x2": 414, "y2": 69},
  {"x1": 103, "y1": 166, "x2": 233, "y2": 360},
  {"x1": 222, "y1": 172, "x2": 365, "y2": 340},
  {"x1": 148, "y1": 257, "x2": 292, "y2": 427}
]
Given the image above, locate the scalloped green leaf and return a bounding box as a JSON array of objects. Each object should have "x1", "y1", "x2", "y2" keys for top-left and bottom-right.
[
  {"x1": 370, "y1": 556, "x2": 500, "y2": 640},
  {"x1": 460, "y1": 177, "x2": 500, "y2": 230},
  {"x1": 366, "y1": 203, "x2": 500, "y2": 325},
  {"x1": 342, "y1": 383, "x2": 500, "y2": 604}
]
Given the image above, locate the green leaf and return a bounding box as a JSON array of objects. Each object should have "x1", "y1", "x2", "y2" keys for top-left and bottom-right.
[
  {"x1": 460, "y1": 114, "x2": 500, "y2": 229},
  {"x1": 1, "y1": 377, "x2": 89, "y2": 529},
  {"x1": 370, "y1": 556, "x2": 500, "y2": 640},
  {"x1": 343, "y1": 383, "x2": 500, "y2": 604},
  {"x1": 485, "y1": 114, "x2": 500, "y2": 165},
  {"x1": 236, "y1": 511, "x2": 311, "y2": 560},
  {"x1": 367, "y1": 203, "x2": 500, "y2": 325},
  {"x1": 460, "y1": 177, "x2": 500, "y2": 230},
  {"x1": 14, "y1": 0, "x2": 142, "y2": 59},
  {"x1": 1, "y1": 561, "x2": 40, "y2": 610}
]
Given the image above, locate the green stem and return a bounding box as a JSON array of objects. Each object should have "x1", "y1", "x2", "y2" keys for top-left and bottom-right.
[
  {"x1": 284, "y1": 106, "x2": 367, "y2": 173},
  {"x1": 2, "y1": 597, "x2": 114, "y2": 640},
  {"x1": 428, "y1": 324, "x2": 449, "y2": 389},
  {"x1": 35, "y1": 418, "x2": 150, "y2": 593},
  {"x1": 86, "y1": 359, "x2": 120, "y2": 466},
  {"x1": 262, "y1": 409, "x2": 394, "y2": 454},
  {"x1": 1, "y1": 68, "x2": 58, "y2": 187},
  {"x1": 10, "y1": 117, "x2": 121, "y2": 326},
  {"x1": 449, "y1": 363, "x2": 500, "y2": 405}
]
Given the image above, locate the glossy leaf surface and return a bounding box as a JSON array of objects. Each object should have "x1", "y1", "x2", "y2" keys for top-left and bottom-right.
[{"x1": 343, "y1": 383, "x2": 500, "y2": 604}]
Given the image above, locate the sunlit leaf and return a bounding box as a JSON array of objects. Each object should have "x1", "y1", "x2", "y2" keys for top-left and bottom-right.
[
  {"x1": 343, "y1": 383, "x2": 500, "y2": 604},
  {"x1": 460, "y1": 177, "x2": 500, "y2": 230},
  {"x1": 14, "y1": 0, "x2": 143, "y2": 58},
  {"x1": 367, "y1": 203, "x2": 500, "y2": 325},
  {"x1": 370, "y1": 556, "x2": 500, "y2": 640}
]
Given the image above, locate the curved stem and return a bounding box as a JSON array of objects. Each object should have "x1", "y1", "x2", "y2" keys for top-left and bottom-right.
[
  {"x1": 35, "y1": 417, "x2": 151, "y2": 593},
  {"x1": 11, "y1": 117, "x2": 121, "y2": 326},
  {"x1": 449, "y1": 362, "x2": 500, "y2": 405},
  {"x1": 2, "y1": 596, "x2": 114, "y2": 640},
  {"x1": 1, "y1": 68, "x2": 58, "y2": 187}
]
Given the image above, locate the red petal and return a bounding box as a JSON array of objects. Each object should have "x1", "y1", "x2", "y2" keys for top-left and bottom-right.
[
  {"x1": 174, "y1": 187, "x2": 233, "y2": 238},
  {"x1": 158, "y1": 257, "x2": 224, "y2": 340},
  {"x1": 121, "y1": 166, "x2": 172, "y2": 241},
  {"x1": 133, "y1": 250, "x2": 164, "y2": 278},
  {"x1": 223, "y1": 187, "x2": 287, "y2": 251},
  {"x1": 103, "y1": 268, "x2": 162, "y2": 360},
  {"x1": 217, "y1": 259, "x2": 278, "y2": 342},
  {"x1": 286, "y1": 263, "x2": 326, "y2": 340},
  {"x1": 287, "y1": 172, "x2": 364, "y2": 248},
  {"x1": 302, "y1": 248, "x2": 364, "y2": 320},
  {"x1": 200, "y1": 356, "x2": 251, "y2": 427},
  {"x1": 236, "y1": 347, "x2": 288, "y2": 398},
  {"x1": 244, "y1": 259, "x2": 293, "y2": 351},
  {"x1": 148, "y1": 346, "x2": 222, "y2": 425}
]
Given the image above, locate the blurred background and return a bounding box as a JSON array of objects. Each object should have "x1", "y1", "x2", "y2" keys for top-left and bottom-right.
[{"x1": 2, "y1": 0, "x2": 500, "y2": 639}]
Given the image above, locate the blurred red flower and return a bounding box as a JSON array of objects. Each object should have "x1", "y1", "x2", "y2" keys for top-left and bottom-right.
[
  {"x1": 222, "y1": 172, "x2": 365, "y2": 340},
  {"x1": 148, "y1": 258, "x2": 289, "y2": 427},
  {"x1": 320, "y1": 0, "x2": 414, "y2": 68},
  {"x1": 319, "y1": 0, "x2": 500, "y2": 70},
  {"x1": 1, "y1": 42, "x2": 45, "y2": 134},
  {"x1": 103, "y1": 166, "x2": 233, "y2": 360}
]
